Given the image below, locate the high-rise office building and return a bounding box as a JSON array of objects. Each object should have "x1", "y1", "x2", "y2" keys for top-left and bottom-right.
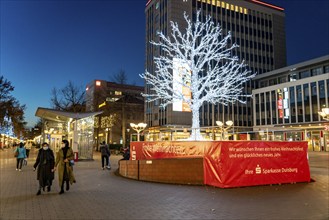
[{"x1": 145, "y1": 0, "x2": 286, "y2": 138}]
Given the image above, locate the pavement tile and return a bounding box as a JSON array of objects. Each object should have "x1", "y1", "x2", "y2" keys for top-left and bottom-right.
[{"x1": 0, "y1": 148, "x2": 328, "y2": 220}]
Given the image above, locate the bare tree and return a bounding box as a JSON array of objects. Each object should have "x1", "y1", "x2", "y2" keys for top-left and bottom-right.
[
  {"x1": 51, "y1": 80, "x2": 85, "y2": 112},
  {"x1": 140, "y1": 11, "x2": 255, "y2": 140},
  {"x1": 0, "y1": 76, "x2": 26, "y2": 138},
  {"x1": 111, "y1": 69, "x2": 128, "y2": 84}
]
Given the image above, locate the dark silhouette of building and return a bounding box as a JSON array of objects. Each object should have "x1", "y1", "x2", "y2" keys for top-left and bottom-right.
[{"x1": 86, "y1": 80, "x2": 144, "y2": 147}]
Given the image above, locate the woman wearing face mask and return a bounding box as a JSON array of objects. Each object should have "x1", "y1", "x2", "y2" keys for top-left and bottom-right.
[
  {"x1": 33, "y1": 142, "x2": 55, "y2": 195},
  {"x1": 53, "y1": 140, "x2": 76, "y2": 194}
]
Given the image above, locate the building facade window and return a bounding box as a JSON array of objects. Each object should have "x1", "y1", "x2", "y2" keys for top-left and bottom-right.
[
  {"x1": 311, "y1": 67, "x2": 322, "y2": 76},
  {"x1": 289, "y1": 87, "x2": 296, "y2": 123},
  {"x1": 299, "y1": 70, "x2": 310, "y2": 79},
  {"x1": 311, "y1": 82, "x2": 318, "y2": 121}
]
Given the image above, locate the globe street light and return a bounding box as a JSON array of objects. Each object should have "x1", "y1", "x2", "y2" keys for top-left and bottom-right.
[
  {"x1": 130, "y1": 123, "x2": 147, "y2": 141},
  {"x1": 216, "y1": 120, "x2": 234, "y2": 140},
  {"x1": 318, "y1": 108, "x2": 329, "y2": 121}
]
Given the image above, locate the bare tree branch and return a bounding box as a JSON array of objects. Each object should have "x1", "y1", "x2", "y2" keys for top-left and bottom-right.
[
  {"x1": 111, "y1": 69, "x2": 128, "y2": 84},
  {"x1": 50, "y1": 80, "x2": 85, "y2": 112}
]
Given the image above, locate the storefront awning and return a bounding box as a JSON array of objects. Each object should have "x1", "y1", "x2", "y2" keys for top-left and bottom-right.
[{"x1": 35, "y1": 107, "x2": 102, "y2": 122}]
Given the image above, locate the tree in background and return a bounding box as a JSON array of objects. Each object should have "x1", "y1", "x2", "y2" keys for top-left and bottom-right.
[
  {"x1": 140, "y1": 11, "x2": 255, "y2": 140},
  {"x1": 0, "y1": 76, "x2": 26, "y2": 138},
  {"x1": 51, "y1": 80, "x2": 85, "y2": 112},
  {"x1": 111, "y1": 69, "x2": 128, "y2": 85}
]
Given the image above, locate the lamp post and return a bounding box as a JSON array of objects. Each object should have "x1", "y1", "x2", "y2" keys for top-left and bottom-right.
[
  {"x1": 216, "y1": 120, "x2": 234, "y2": 140},
  {"x1": 318, "y1": 108, "x2": 329, "y2": 121},
  {"x1": 126, "y1": 128, "x2": 130, "y2": 147},
  {"x1": 130, "y1": 123, "x2": 147, "y2": 141}
]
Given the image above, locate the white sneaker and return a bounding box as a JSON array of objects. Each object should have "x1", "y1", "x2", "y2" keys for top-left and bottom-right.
[
  {"x1": 16, "y1": 168, "x2": 18, "y2": 171},
  {"x1": 19, "y1": 169, "x2": 22, "y2": 172}
]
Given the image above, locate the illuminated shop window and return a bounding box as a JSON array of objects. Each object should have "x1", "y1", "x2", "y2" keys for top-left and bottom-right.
[{"x1": 198, "y1": 0, "x2": 248, "y2": 14}]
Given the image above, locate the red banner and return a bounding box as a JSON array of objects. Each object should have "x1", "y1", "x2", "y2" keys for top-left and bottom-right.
[
  {"x1": 130, "y1": 141, "x2": 310, "y2": 188},
  {"x1": 130, "y1": 141, "x2": 207, "y2": 160}
]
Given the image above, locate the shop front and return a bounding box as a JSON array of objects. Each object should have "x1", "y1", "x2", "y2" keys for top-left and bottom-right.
[
  {"x1": 253, "y1": 124, "x2": 329, "y2": 152},
  {"x1": 35, "y1": 107, "x2": 101, "y2": 160}
]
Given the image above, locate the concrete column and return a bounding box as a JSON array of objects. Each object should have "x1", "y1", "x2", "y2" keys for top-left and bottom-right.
[{"x1": 72, "y1": 120, "x2": 79, "y2": 153}]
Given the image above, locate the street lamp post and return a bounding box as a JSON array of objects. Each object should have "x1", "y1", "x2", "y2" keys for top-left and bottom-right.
[
  {"x1": 216, "y1": 120, "x2": 234, "y2": 140},
  {"x1": 318, "y1": 108, "x2": 329, "y2": 121},
  {"x1": 130, "y1": 123, "x2": 147, "y2": 141},
  {"x1": 126, "y1": 128, "x2": 130, "y2": 147}
]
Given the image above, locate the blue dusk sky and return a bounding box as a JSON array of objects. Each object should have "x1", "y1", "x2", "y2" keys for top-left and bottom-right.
[{"x1": 1, "y1": 0, "x2": 329, "y2": 128}]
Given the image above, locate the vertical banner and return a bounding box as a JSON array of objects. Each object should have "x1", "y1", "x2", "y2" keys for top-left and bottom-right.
[{"x1": 172, "y1": 58, "x2": 191, "y2": 112}]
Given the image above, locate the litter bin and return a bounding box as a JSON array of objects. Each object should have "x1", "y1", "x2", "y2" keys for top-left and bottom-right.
[{"x1": 74, "y1": 152, "x2": 78, "y2": 162}]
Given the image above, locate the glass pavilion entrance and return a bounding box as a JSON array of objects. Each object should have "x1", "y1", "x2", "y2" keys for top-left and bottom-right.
[{"x1": 35, "y1": 107, "x2": 102, "y2": 160}]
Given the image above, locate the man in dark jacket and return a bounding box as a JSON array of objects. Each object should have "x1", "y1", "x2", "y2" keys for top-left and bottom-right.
[
  {"x1": 100, "y1": 141, "x2": 111, "y2": 170},
  {"x1": 33, "y1": 142, "x2": 55, "y2": 195}
]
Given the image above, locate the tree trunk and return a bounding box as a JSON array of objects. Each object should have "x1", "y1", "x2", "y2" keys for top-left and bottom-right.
[{"x1": 190, "y1": 105, "x2": 202, "y2": 140}]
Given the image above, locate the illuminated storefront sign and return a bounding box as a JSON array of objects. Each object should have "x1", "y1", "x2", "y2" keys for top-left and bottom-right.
[
  {"x1": 278, "y1": 88, "x2": 289, "y2": 119},
  {"x1": 283, "y1": 88, "x2": 289, "y2": 119},
  {"x1": 277, "y1": 90, "x2": 283, "y2": 118}
]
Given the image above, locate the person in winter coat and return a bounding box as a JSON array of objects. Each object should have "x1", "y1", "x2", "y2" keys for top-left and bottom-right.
[
  {"x1": 100, "y1": 141, "x2": 111, "y2": 170},
  {"x1": 53, "y1": 140, "x2": 76, "y2": 194},
  {"x1": 25, "y1": 142, "x2": 32, "y2": 158},
  {"x1": 15, "y1": 142, "x2": 27, "y2": 171},
  {"x1": 33, "y1": 142, "x2": 55, "y2": 195}
]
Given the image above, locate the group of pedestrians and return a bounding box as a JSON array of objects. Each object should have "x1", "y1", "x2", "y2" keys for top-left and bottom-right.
[
  {"x1": 15, "y1": 139, "x2": 119, "y2": 196},
  {"x1": 33, "y1": 140, "x2": 76, "y2": 195},
  {"x1": 14, "y1": 140, "x2": 76, "y2": 196}
]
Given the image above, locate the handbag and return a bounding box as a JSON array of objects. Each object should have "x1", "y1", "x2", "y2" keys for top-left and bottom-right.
[
  {"x1": 14, "y1": 148, "x2": 18, "y2": 157},
  {"x1": 69, "y1": 160, "x2": 74, "y2": 166}
]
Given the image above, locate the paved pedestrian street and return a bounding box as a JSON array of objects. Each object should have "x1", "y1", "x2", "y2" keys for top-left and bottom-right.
[{"x1": 0, "y1": 148, "x2": 328, "y2": 220}]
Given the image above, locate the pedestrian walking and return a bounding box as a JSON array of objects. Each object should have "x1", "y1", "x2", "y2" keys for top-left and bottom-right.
[
  {"x1": 100, "y1": 141, "x2": 111, "y2": 170},
  {"x1": 53, "y1": 140, "x2": 76, "y2": 194},
  {"x1": 33, "y1": 142, "x2": 55, "y2": 195},
  {"x1": 14, "y1": 142, "x2": 27, "y2": 171},
  {"x1": 25, "y1": 142, "x2": 32, "y2": 158}
]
